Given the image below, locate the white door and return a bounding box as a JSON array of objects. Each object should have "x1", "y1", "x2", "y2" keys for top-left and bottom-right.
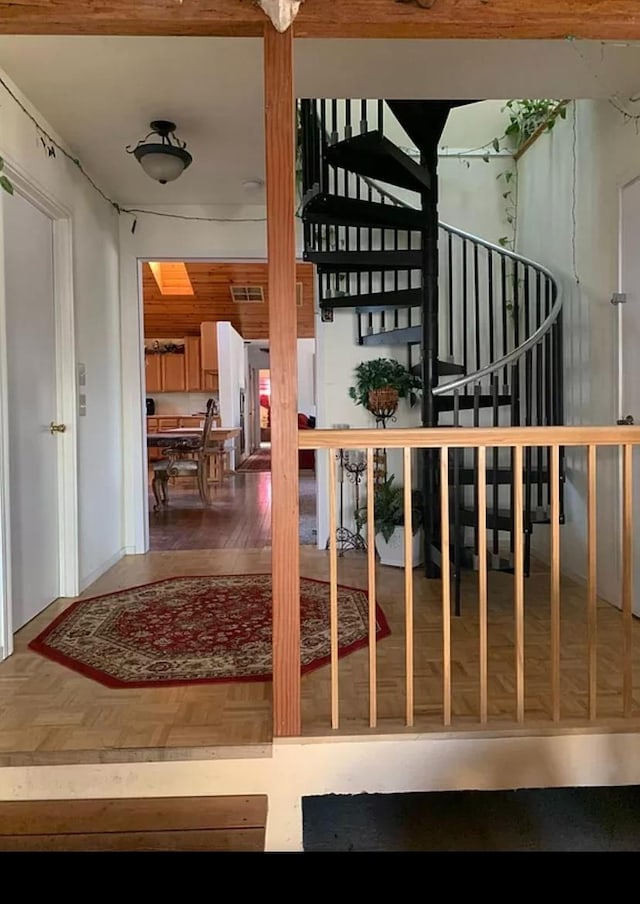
[
  {"x1": 3, "y1": 190, "x2": 60, "y2": 631},
  {"x1": 620, "y1": 176, "x2": 640, "y2": 615}
]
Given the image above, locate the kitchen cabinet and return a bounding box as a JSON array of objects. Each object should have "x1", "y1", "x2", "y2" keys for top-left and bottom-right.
[
  {"x1": 145, "y1": 329, "x2": 219, "y2": 393},
  {"x1": 203, "y1": 371, "x2": 219, "y2": 392},
  {"x1": 185, "y1": 336, "x2": 202, "y2": 392},
  {"x1": 144, "y1": 344, "x2": 185, "y2": 393},
  {"x1": 148, "y1": 416, "x2": 214, "y2": 432},
  {"x1": 158, "y1": 417, "x2": 180, "y2": 430},
  {"x1": 178, "y1": 416, "x2": 203, "y2": 428},
  {"x1": 201, "y1": 322, "x2": 219, "y2": 373},
  {"x1": 161, "y1": 353, "x2": 186, "y2": 392},
  {"x1": 145, "y1": 354, "x2": 162, "y2": 393}
]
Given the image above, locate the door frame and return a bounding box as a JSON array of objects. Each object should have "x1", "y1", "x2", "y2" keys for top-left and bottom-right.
[
  {"x1": 617, "y1": 170, "x2": 640, "y2": 615},
  {"x1": 124, "y1": 254, "x2": 314, "y2": 553},
  {"x1": 125, "y1": 254, "x2": 269, "y2": 554},
  {"x1": 0, "y1": 159, "x2": 79, "y2": 660},
  {"x1": 617, "y1": 170, "x2": 640, "y2": 421}
]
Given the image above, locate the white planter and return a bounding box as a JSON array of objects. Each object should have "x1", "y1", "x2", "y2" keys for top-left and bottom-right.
[{"x1": 374, "y1": 527, "x2": 423, "y2": 568}]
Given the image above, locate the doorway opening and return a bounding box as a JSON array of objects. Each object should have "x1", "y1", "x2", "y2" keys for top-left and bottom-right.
[
  {"x1": 259, "y1": 367, "x2": 271, "y2": 447},
  {"x1": 140, "y1": 258, "x2": 318, "y2": 553}
]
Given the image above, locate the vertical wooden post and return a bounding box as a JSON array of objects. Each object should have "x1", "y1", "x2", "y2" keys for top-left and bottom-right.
[
  {"x1": 264, "y1": 24, "x2": 300, "y2": 737},
  {"x1": 328, "y1": 449, "x2": 339, "y2": 730},
  {"x1": 477, "y1": 446, "x2": 488, "y2": 724},
  {"x1": 513, "y1": 444, "x2": 525, "y2": 723},
  {"x1": 440, "y1": 447, "x2": 452, "y2": 726},
  {"x1": 404, "y1": 448, "x2": 414, "y2": 727},
  {"x1": 366, "y1": 448, "x2": 377, "y2": 728},
  {"x1": 586, "y1": 444, "x2": 597, "y2": 720},
  {"x1": 622, "y1": 444, "x2": 633, "y2": 718},
  {"x1": 551, "y1": 444, "x2": 562, "y2": 722}
]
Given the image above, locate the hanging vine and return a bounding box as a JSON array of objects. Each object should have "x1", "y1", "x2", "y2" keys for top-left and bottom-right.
[
  {"x1": 0, "y1": 155, "x2": 13, "y2": 195},
  {"x1": 491, "y1": 100, "x2": 568, "y2": 250}
]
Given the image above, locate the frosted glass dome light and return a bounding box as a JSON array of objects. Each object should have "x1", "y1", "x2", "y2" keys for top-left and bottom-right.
[{"x1": 127, "y1": 120, "x2": 193, "y2": 185}]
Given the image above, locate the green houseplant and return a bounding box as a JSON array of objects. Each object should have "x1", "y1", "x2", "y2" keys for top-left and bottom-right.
[
  {"x1": 348, "y1": 358, "x2": 422, "y2": 416},
  {"x1": 355, "y1": 475, "x2": 424, "y2": 567}
]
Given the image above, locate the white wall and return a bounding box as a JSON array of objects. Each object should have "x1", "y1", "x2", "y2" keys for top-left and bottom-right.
[
  {"x1": 247, "y1": 341, "x2": 316, "y2": 417},
  {"x1": 0, "y1": 67, "x2": 122, "y2": 595},
  {"x1": 315, "y1": 308, "x2": 422, "y2": 545},
  {"x1": 247, "y1": 345, "x2": 270, "y2": 371},
  {"x1": 297, "y1": 338, "x2": 316, "y2": 417},
  {"x1": 516, "y1": 100, "x2": 637, "y2": 603},
  {"x1": 119, "y1": 205, "x2": 270, "y2": 551},
  {"x1": 217, "y1": 321, "x2": 245, "y2": 468},
  {"x1": 439, "y1": 102, "x2": 514, "y2": 247},
  {"x1": 150, "y1": 393, "x2": 217, "y2": 416}
]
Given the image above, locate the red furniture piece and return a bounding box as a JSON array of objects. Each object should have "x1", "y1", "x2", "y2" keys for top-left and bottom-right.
[{"x1": 298, "y1": 414, "x2": 315, "y2": 471}]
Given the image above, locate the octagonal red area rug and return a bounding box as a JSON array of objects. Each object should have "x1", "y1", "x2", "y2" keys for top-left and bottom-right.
[{"x1": 28, "y1": 575, "x2": 391, "y2": 688}]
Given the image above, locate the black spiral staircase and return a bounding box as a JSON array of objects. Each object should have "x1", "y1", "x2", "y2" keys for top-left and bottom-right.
[{"x1": 300, "y1": 98, "x2": 565, "y2": 612}]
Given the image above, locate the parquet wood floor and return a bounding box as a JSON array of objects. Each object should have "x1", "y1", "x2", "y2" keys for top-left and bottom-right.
[{"x1": 0, "y1": 548, "x2": 639, "y2": 765}]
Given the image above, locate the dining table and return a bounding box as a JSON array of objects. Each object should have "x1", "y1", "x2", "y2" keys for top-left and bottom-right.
[
  {"x1": 146, "y1": 426, "x2": 242, "y2": 498},
  {"x1": 146, "y1": 426, "x2": 241, "y2": 449}
]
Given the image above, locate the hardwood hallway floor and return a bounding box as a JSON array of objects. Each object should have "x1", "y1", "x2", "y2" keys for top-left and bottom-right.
[{"x1": 149, "y1": 470, "x2": 317, "y2": 550}]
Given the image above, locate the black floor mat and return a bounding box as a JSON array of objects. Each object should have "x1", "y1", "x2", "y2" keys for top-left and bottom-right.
[{"x1": 303, "y1": 786, "x2": 640, "y2": 851}]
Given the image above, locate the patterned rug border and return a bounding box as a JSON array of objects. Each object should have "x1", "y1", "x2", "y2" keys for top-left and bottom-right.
[
  {"x1": 236, "y1": 451, "x2": 271, "y2": 472},
  {"x1": 28, "y1": 574, "x2": 391, "y2": 688}
]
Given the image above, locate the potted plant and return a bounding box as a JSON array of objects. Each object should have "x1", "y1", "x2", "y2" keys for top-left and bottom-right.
[
  {"x1": 355, "y1": 475, "x2": 424, "y2": 568},
  {"x1": 348, "y1": 358, "x2": 422, "y2": 423}
]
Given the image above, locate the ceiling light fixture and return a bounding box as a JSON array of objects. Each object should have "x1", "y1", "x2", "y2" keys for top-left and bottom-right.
[{"x1": 127, "y1": 120, "x2": 193, "y2": 184}]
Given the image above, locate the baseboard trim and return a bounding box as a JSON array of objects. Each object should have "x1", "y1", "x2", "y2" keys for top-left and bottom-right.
[{"x1": 79, "y1": 548, "x2": 125, "y2": 594}]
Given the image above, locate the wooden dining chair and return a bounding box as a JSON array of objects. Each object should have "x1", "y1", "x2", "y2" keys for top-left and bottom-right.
[{"x1": 151, "y1": 400, "x2": 217, "y2": 511}]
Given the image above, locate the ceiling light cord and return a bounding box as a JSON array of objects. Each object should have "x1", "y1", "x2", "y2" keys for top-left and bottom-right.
[{"x1": 0, "y1": 74, "x2": 268, "y2": 227}]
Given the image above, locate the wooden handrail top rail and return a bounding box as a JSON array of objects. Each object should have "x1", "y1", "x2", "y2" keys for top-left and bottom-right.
[{"x1": 299, "y1": 425, "x2": 640, "y2": 450}]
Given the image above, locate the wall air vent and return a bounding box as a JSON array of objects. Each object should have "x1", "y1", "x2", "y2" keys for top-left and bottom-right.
[
  {"x1": 230, "y1": 285, "x2": 265, "y2": 304},
  {"x1": 229, "y1": 283, "x2": 303, "y2": 305}
]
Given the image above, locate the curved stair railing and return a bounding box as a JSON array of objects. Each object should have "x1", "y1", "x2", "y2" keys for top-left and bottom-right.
[{"x1": 300, "y1": 97, "x2": 565, "y2": 606}]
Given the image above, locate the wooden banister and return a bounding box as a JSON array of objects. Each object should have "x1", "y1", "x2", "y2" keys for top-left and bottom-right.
[
  {"x1": 299, "y1": 426, "x2": 640, "y2": 450},
  {"x1": 308, "y1": 427, "x2": 639, "y2": 735}
]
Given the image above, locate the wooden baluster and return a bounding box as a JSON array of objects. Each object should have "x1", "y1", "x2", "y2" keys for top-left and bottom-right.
[
  {"x1": 366, "y1": 448, "x2": 377, "y2": 728},
  {"x1": 328, "y1": 448, "x2": 339, "y2": 729},
  {"x1": 623, "y1": 444, "x2": 633, "y2": 717},
  {"x1": 477, "y1": 446, "x2": 488, "y2": 723},
  {"x1": 551, "y1": 444, "x2": 561, "y2": 722},
  {"x1": 440, "y1": 447, "x2": 452, "y2": 726},
  {"x1": 586, "y1": 444, "x2": 597, "y2": 720},
  {"x1": 514, "y1": 445, "x2": 525, "y2": 723},
  {"x1": 404, "y1": 447, "x2": 414, "y2": 727}
]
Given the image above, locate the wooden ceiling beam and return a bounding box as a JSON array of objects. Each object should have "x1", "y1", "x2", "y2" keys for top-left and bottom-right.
[{"x1": 0, "y1": 0, "x2": 639, "y2": 40}]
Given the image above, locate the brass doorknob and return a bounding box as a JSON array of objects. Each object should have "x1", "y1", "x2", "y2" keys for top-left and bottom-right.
[{"x1": 50, "y1": 422, "x2": 66, "y2": 434}]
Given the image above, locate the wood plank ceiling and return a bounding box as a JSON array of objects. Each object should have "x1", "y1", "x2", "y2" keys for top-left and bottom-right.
[
  {"x1": 0, "y1": 0, "x2": 637, "y2": 39},
  {"x1": 143, "y1": 261, "x2": 315, "y2": 339}
]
